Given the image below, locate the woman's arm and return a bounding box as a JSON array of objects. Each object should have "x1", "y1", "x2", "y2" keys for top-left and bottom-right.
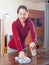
[
  {"x1": 12, "y1": 22, "x2": 23, "y2": 52},
  {"x1": 29, "y1": 21, "x2": 37, "y2": 43}
]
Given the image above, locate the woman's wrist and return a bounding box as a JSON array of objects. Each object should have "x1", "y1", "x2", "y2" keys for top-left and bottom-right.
[
  {"x1": 19, "y1": 51, "x2": 25, "y2": 59},
  {"x1": 29, "y1": 42, "x2": 36, "y2": 50},
  {"x1": 19, "y1": 51, "x2": 24, "y2": 54}
]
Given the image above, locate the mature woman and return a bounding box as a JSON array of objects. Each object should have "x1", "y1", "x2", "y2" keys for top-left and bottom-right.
[{"x1": 8, "y1": 5, "x2": 37, "y2": 59}]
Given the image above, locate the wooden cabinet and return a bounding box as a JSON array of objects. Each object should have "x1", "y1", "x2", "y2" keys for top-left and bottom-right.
[
  {"x1": 0, "y1": 18, "x2": 6, "y2": 54},
  {"x1": 26, "y1": 9, "x2": 44, "y2": 48},
  {"x1": 0, "y1": 19, "x2": 1, "y2": 54}
]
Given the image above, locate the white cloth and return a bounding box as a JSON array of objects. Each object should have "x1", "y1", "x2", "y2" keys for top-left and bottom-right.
[
  {"x1": 29, "y1": 42, "x2": 36, "y2": 56},
  {"x1": 15, "y1": 56, "x2": 31, "y2": 64}
]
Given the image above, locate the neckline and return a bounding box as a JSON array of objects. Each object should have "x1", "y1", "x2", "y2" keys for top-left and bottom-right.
[{"x1": 18, "y1": 19, "x2": 26, "y2": 29}]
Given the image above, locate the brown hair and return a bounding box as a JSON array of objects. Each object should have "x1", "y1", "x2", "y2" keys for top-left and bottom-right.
[{"x1": 17, "y1": 5, "x2": 28, "y2": 13}]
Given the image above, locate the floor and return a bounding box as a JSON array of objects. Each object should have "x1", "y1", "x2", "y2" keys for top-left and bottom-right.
[{"x1": 0, "y1": 48, "x2": 49, "y2": 65}]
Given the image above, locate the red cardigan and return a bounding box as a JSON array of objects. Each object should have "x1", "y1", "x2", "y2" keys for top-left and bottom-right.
[{"x1": 8, "y1": 18, "x2": 37, "y2": 52}]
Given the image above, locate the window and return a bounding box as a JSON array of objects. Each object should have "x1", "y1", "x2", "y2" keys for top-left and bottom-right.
[
  {"x1": 37, "y1": 36, "x2": 42, "y2": 43},
  {"x1": 36, "y1": 18, "x2": 42, "y2": 27},
  {"x1": 28, "y1": 18, "x2": 42, "y2": 27}
]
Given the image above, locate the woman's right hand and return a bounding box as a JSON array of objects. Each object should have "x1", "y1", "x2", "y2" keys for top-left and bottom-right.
[{"x1": 19, "y1": 51, "x2": 25, "y2": 59}]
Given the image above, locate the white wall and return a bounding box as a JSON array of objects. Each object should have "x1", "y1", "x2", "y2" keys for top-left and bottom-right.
[
  {"x1": 44, "y1": 3, "x2": 49, "y2": 48},
  {"x1": 0, "y1": 0, "x2": 46, "y2": 35}
]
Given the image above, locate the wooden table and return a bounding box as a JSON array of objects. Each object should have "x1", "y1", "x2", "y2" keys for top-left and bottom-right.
[{"x1": 0, "y1": 48, "x2": 49, "y2": 65}]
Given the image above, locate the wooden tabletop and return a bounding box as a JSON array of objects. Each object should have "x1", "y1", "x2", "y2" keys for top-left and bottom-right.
[{"x1": 0, "y1": 48, "x2": 49, "y2": 65}]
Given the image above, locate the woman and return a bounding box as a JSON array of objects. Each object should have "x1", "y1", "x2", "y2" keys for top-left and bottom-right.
[{"x1": 8, "y1": 5, "x2": 37, "y2": 59}]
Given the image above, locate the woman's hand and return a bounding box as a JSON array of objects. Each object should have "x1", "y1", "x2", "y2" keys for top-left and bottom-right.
[
  {"x1": 19, "y1": 51, "x2": 25, "y2": 59},
  {"x1": 29, "y1": 42, "x2": 36, "y2": 50}
]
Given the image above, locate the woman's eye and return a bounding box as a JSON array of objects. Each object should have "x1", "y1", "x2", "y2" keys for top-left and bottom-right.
[{"x1": 20, "y1": 13, "x2": 22, "y2": 15}]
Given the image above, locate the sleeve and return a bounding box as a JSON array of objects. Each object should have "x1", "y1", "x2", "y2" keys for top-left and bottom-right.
[
  {"x1": 29, "y1": 21, "x2": 37, "y2": 43},
  {"x1": 12, "y1": 22, "x2": 23, "y2": 52}
]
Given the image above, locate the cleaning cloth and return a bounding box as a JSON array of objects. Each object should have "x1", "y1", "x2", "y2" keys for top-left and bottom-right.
[{"x1": 15, "y1": 56, "x2": 31, "y2": 64}]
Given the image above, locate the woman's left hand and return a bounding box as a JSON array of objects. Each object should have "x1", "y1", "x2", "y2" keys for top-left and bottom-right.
[{"x1": 29, "y1": 42, "x2": 36, "y2": 50}]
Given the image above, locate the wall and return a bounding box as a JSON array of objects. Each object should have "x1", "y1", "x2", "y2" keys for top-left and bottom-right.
[
  {"x1": 0, "y1": 0, "x2": 46, "y2": 35},
  {"x1": 44, "y1": 3, "x2": 49, "y2": 48}
]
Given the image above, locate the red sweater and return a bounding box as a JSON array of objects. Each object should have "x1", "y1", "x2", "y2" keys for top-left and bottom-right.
[{"x1": 8, "y1": 18, "x2": 37, "y2": 52}]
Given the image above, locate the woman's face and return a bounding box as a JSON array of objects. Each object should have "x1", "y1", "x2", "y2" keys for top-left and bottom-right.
[{"x1": 18, "y1": 8, "x2": 28, "y2": 23}]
